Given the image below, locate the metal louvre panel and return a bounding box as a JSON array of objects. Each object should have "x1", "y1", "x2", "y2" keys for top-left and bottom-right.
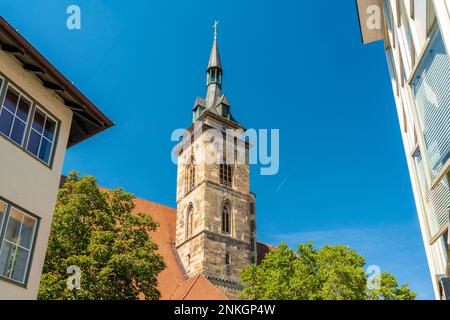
[
  {"x1": 411, "y1": 29, "x2": 450, "y2": 178},
  {"x1": 414, "y1": 148, "x2": 450, "y2": 237},
  {"x1": 414, "y1": 149, "x2": 440, "y2": 235},
  {"x1": 431, "y1": 177, "x2": 450, "y2": 230}
]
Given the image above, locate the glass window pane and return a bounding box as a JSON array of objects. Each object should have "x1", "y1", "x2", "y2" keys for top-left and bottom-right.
[
  {"x1": 0, "y1": 241, "x2": 15, "y2": 279},
  {"x1": 16, "y1": 98, "x2": 31, "y2": 122},
  {"x1": 4, "y1": 209, "x2": 24, "y2": 244},
  {"x1": 27, "y1": 130, "x2": 41, "y2": 156},
  {"x1": 32, "y1": 109, "x2": 45, "y2": 133},
  {"x1": 38, "y1": 138, "x2": 52, "y2": 163},
  {"x1": 44, "y1": 118, "x2": 56, "y2": 141},
  {"x1": 0, "y1": 109, "x2": 13, "y2": 136},
  {"x1": 3, "y1": 88, "x2": 19, "y2": 113},
  {"x1": 19, "y1": 216, "x2": 36, "y2": 249},
  {"x1": 10, "y1": 119, "x2": 26, "y2": 145},
  {"x1": 411, "y1": 29, "x2": 450, "y2": 177},
  {"x1": 11, "y1": 247, "x2": 28, "y2": 283},
  {"x1": 0, "y1": 202, "x2": 6, "y2": 230}
]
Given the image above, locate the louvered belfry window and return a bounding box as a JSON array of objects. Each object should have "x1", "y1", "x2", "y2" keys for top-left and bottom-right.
[
  {"x1": 411, "y1": 28, "x2": 450, "y2": 178},
  {"x1": 220, "y1": 158, "x2": 233, "y2": 187}
]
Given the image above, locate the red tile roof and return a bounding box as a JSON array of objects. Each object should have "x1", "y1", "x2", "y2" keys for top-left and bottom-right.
[
  {"x1": 132, "y1": 197, "x2": 189, "y2": 300},
  {"x1": 256, "y1": 242, "x2": 277, "y2": 264},
  {"x1": 170, "y1": 274, "x2": 229, "y2": 300}
]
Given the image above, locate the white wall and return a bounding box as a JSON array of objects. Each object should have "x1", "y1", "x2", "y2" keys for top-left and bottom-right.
[
  {"x1": 0, "y1": 50, "x2": 72, "y2": 299},
  {"x1": 383, "y1": 0, "x2": 449, "y2": 299}
]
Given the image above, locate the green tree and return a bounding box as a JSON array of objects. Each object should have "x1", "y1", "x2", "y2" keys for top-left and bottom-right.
[
  {"x1": 367, "y1": 272, "x2": 417, "y2": 300},
  {"x1": 240, "y1": 243, "x2": 416, "y2": 300},
  {"x1": 38, "y1": 172, "x2": 165, "y2": 300}
]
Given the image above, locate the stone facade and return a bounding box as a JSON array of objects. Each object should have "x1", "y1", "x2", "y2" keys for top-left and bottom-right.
[{"x1": 176, "y1": 119, "x2": 257, "y2": 298}]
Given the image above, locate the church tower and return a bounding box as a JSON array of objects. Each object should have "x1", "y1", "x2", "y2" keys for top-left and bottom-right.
[{"x1": 175, "y1": 22, "x2": 257, "y2": 298}]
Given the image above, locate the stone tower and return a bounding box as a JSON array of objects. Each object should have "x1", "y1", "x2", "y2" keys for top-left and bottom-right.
[{"x1": 175, "y1": 26, "x2": 257, "y2": 298}]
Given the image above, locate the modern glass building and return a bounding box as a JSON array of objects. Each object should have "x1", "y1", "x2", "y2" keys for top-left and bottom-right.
[{"x1": 357, "y1": 0, "x2": 449, "y2": 299}]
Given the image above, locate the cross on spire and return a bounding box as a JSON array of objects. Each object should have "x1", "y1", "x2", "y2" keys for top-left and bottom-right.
[{"x1": 213, "y1": 20, "x2": 219, "y2": 39}]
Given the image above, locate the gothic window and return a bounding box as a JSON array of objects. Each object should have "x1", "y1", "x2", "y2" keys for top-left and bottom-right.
[
  {"x1": 185, "y1": 155, "x2": 196, "y2": 194},
  {"x1": 222, "y1": 201, "x2": 231, "y2": 234},
  {"x1": 220, "y1": 158, "x2": 233, "y2": 187},
  {"x1": 225, "y1": 253, "x2": 230, "y2": 265},
  {"x1": 186, "y1": 204, "x2": 194, "y2": 239}
]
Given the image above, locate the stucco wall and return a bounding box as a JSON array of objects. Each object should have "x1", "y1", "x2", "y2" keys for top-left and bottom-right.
[{"x1": 0, "y1": 50, "x2": 72, "y2": 299}]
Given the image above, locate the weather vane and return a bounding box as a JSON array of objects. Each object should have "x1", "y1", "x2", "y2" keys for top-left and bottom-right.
[{"x1": 213, "y1": 20, "x2": 219, "y2": 39}]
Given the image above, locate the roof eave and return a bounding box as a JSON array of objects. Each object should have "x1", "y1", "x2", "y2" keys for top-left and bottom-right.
[{"x1": 0, "y1": 16, "x2": 114, "y2": 148}]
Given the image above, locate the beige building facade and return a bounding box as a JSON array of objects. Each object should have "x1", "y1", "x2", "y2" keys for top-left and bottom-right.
[{"x1": 0, "y1": 17, "x2": 112, "y2": 299}]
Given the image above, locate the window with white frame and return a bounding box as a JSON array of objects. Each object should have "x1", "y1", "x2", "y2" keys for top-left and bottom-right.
[
  {"x1": 0, "y1": 85, "x2": 32, "y2": 146},
  {"x1": 0, "y1": 201, "x2": 38, "y2": 285},
  {"x1": 26, "y1": 107, "x2": 57, "y2": 164}
]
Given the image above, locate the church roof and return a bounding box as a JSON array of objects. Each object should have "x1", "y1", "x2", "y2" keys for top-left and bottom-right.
[
  {"x1": 169, "y1": 274, "x2": 229, "y2": 300},
  {"x1": 192, "y1": 97, "x2": 206, "y2": 110},
  {"x1": 257, "y1": 242, "x2": 277, "y2": 264},
  {"x1": 131, "y1": 197, "x2": 188, "y2": 300}
]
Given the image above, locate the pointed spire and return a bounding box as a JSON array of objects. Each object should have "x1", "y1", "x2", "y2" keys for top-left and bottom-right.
[
  {"x1": 208, "y1": 20, "x2": 222, "y2": 70},
  {"x1": 205, "y1": 20, "x2": 227, "y2": 110},
  {"x1": 207, "y1": 38, "x2": 222, "y2": 70}
]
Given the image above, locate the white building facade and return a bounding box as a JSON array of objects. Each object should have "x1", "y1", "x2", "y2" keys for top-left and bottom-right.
[{"x1": 357, "y1": 0, "x2": 450, "y2": 299}]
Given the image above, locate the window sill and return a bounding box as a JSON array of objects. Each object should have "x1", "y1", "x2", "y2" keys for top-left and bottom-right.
[
  {"x1": 0, "y1": 275, "x2": 27, "y2": 289},
  {"x1": 0, "y1": 131, "x2": 54, "y2": 170},
  {"x1": 431, "y1": 158, "x2": 450, "y2": 190},
  {"x1": 429, "y1": 224, "x2": 448, "y2": 246}
]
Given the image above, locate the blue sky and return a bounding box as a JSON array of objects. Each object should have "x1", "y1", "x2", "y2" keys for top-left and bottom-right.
[{"x1": 1, "y1": 0, "x2": 433, "y2": 298}]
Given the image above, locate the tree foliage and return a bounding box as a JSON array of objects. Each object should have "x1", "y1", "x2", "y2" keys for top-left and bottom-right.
[
  {"x1": 367, "y1": 272, "x2": 417, "y2": 300},
  {"x1": 240, "y1": 243, "x2": 416, "y2": 300},
  {"x1": 38, "y1": 172, "x2": 165, "y2": 300}
]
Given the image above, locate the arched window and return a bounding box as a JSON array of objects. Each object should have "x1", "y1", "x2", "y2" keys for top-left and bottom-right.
[
  {"x1": 185, "y1": 155, "x2": 196, "y2": 193},
  {"x1": 186, "y1": 204, "x2": 194, "y2": 239},
  {"x1": 225, "y1": 253, "x2": 230, "y2": 265},
  {"x1": 220, "y1": 158, "x2": 233, "y2": 187},
  {"x1": 222, "y1": 201, "x2": 231, "y2": 234}
]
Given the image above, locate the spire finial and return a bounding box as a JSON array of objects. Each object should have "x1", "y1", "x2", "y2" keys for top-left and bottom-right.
[{"x1": 213, "y1": 20, "x2": 219, "y2": 39}]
